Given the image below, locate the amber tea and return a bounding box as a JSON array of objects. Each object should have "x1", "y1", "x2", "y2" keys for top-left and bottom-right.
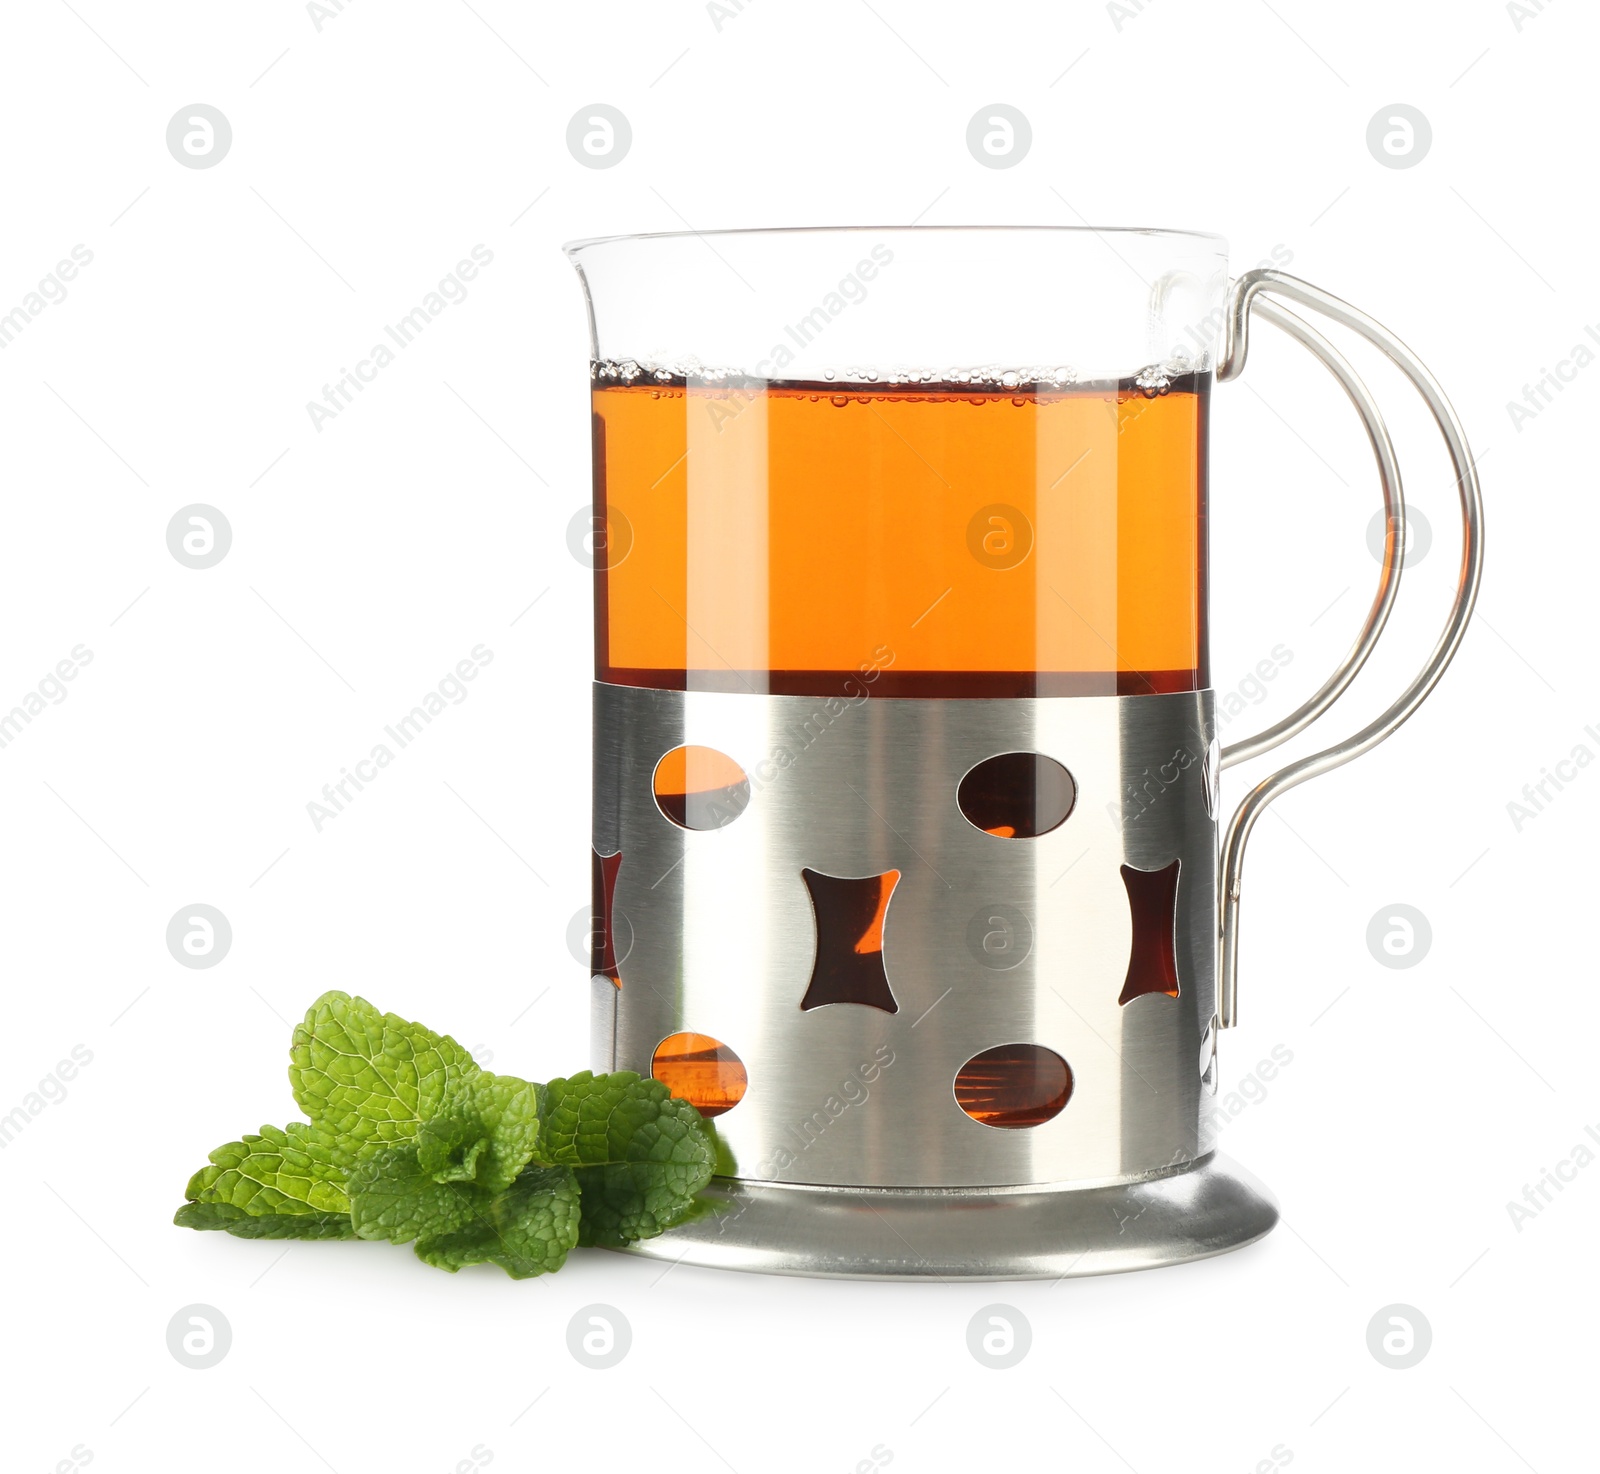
[{"x1": 591, "y1": 367, "x2": 1209, "y2": 698}]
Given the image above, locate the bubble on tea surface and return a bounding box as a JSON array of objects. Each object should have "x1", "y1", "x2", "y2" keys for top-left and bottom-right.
[
  {"x1": 592, "y1": 360, "x2": 1120, "y2": 395},
  {"x1": 1135, "y1": 364, "x2": 1174, "y2": 397},
  {"x1": 614, "y1": 361, "x2": 1082, "y2": 390}
]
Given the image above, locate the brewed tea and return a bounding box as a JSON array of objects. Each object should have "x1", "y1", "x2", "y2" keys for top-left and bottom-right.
[{"x1": 591, "y1": 367, "x2": 1208, "y2": 698}]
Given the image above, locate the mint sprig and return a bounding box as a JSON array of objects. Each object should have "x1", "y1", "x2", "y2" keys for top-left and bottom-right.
[
  {"x1": 541, "y1": 1070, "x2": 725, "y2": 1247},
  {"x1": 175, "y1": 991, "x2": 719, "y2": 1278}
]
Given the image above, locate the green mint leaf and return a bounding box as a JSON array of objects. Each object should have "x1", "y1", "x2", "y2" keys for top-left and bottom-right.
[
  {"x1": 347, "y1": 1143, "x2": 484, "y2": 1245},
  {"x1": 417, "y1": 1117, "x2": 490, "y2": 1184},
  {"x1": 540, "y1": 1071, "x2": 717, "y2": 1248},
  {"x1": 176, "y1": 995, "x2": 718, "y2": 1278},
  {"x1": 289, "y1": 990, "x2": 479, "y2": 1152},
  {"x1": 174, "y1": 1200, "x2": 357, "y2": 1241},
  {"x1": 184, "y1": 1121, "x2": 354, "y2": 1218},
  {"x1": 415, "y1": 1073, "x2": 543, "y2": 1194},
  {"x1": 414, "y1": 1166, "x2": 581, "y2": 1279}
]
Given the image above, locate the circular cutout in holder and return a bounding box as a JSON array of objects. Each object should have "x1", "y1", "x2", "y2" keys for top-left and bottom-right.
[
  {"x1": 957, "y1": 752, "x2": 1076, "y2": 837},
  {"x1": 651, "y1": 1031, "x2": 748, "y2": 1118},
  {"x1": 954, "y1": 1043, "x2": 1072, "y2": 1128},
  {"x1": 653, "y1": 745, "x2": 751, "y2": 830}
]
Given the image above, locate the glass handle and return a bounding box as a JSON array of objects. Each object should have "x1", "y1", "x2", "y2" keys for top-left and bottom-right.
[{"x1": 1214, "y1": 270, "x2": 1486, "y2": 1027}]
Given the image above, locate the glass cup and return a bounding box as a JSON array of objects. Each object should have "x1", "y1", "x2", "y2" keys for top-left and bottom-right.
[
  {"x1": 576, "y1": 227, "x2": 1227, "y2": 698},
  {"x1": 564, "y1": 226, "x2": 1482, "y2": 1278}
]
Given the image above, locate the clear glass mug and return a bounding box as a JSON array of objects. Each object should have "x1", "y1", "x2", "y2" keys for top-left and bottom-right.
[{"x1": 565, "y1": 227, "x2": 1483, "y2": 1278}]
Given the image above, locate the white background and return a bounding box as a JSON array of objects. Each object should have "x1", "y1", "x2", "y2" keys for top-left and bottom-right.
[{"x1": 2, "y1": 1, "x2": 1594, "y2": 1470}]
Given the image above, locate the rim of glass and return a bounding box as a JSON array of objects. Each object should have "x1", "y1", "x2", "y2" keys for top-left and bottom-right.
[{"x1": 562, "y1": 223, "x2": 1227, "y2": 255}]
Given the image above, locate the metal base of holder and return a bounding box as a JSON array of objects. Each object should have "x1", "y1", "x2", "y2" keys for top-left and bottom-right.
[{"x1": 613, "y1": 1153, "x2": 1278, "y2": 1280}]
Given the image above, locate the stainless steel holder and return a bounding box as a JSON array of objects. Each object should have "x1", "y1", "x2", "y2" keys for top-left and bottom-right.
[{"x1": 589, "y1": 271, "x2": 1484, "y2": 1279}]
